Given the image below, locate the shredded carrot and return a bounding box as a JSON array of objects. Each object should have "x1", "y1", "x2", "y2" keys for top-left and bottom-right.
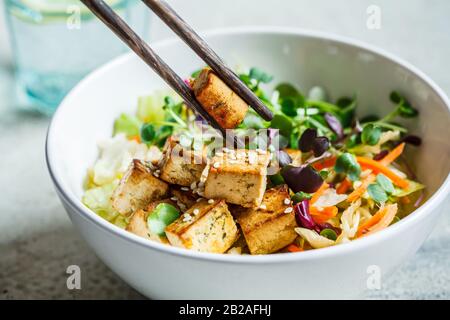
[
  {"x1": 129, "y1": 135, "x2": 141, "y2": 143},
  {"x1": 357, "y1": 204, "x2": 398, "y2": 237},
  {"x1": 347, "y1": 174, "x2": 376, "y2": 203},
  {"x1": 356, "y1": 156, "x2": 409, "y2": 189},
  {"x1": 310, "y1": 183, "x2": 329, "y2": 205},
  {"x1": 310, "y1": 206, "x2": 338, "y2": 224},
  {"x1": 336, "y1": 179, "x2": 352, "y2": 194},
  {"x1": 287, "y1": 244, "x2": 303, "y2": 252},
  {"x1": 379, "y1": 142, "x2": 405, "y2": 166},
  {"x1": 312, "y1": 157, "x2": 336, "y2": 170}
]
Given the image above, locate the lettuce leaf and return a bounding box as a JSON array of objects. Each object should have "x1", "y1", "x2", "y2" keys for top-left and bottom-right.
[{"x1": 82, "y1": 181, "x2": 119, "y2": 221}]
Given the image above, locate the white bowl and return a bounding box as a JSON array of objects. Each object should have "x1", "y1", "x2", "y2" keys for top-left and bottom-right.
[{"x1": 46, "y1": 27, "x2": 450, "y2": 299}]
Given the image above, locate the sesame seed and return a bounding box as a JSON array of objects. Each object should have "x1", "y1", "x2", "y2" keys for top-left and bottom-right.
[
  {"x1": 190, "y1": 182, "x2": 197, "y2": 190},
  {"x1": 153, "y1": 173, "x2": 160, "y2": 178},
  {"x1": 284, "y1": 198, "x2": 291, "y2": 205},
  {"x1": 183, "y1": 215, "x2": 192, "y2": 222},
  {"x1": 193, "y1": 209, "x2": 200, "y2": 215},
  {"x1": 197, "y1": 191, "x2": 205, "y2": 197},
  {"x1": 259, "y1": 204, "x2": 267, "y2": 210},
  {"x1": 208, "y1": 199, "x2": 215, "y2": 204},
  {"x1": 284, "y1": 207, "x2": 293, "y2": 214},
  {"x1": 196, "y1": 198, "x2": 203, "y2": 202},
  {"x1": 181, "y1": 187, "x2": 189, "y2": 191},
  {"x1": 155, "y1": 169, "x2": 161, "y2": 174},
  {"x1": 213, "y1": 162, "x2": 220, "y2": 169},
  {"x1": 248, "y1": 152, "x2": 257, "y2": 164},
  {"x1": 256, "y1": 148, "x2": 267, "y2": 154},
  {"x1": 170, "y1": 197, "x2": 178, "y2": 201},
  {"x1": 198, "y1": 181, "x2": 205, "y2": 188}
]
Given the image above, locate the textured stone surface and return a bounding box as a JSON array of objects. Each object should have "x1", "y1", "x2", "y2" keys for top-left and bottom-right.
[{"x1": 0, "y1": 0, "x2": 449, "y2": 299}]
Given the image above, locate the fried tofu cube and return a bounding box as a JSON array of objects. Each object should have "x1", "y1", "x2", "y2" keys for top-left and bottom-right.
[
  {"x1": 125, "y1": 199, "x2": 176, "y2": 244},
  {"x1": 112, "y1": 159, "x2": 169, "y2": 215},
  {"x1": 158, "y1": 136, "x2": 206, "y2": 187},
  {"x1": 192, "y1": 68, "x2": 249, "y2": 129},
  {"x1": 165, "y1": 199, "x2": 239, "y2": 253},
  {"x1": 170, "y1": 186, "x2": 199, "y2": 211},
  {"x1": 284, "y1": 148, "x2": 302, "y2": 166},
  {"x1": 236, "y1": 185, "x2": 298, "y2": 254},
  {"x1": 204, "y1": 149, "x2": 271, "y2": 207}
]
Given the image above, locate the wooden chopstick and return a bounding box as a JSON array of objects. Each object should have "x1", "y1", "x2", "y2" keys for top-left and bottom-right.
[
  {"x1": 142, "y1": 0, "x2": 274, "y2": 122},
  {"x1": 80, "y1": 0, "x2": 244, "y2": 147}
]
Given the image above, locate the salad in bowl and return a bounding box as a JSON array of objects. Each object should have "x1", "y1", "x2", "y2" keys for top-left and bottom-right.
[{"x1": 82, "y1": 66, "x2": 424, "y2": 255}]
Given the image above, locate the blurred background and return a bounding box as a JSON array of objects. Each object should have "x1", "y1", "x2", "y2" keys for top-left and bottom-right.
[{"x1": 0, "y1": 0, "x2": 449, "y2": 299}]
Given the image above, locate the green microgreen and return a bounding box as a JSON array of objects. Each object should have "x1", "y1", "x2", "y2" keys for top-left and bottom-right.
[{"x1": 334, "y1": 152, "x2": 361, "y2": 181}]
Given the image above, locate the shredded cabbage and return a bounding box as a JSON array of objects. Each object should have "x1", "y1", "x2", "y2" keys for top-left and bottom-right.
[
  {"x1": 312, "y1": 188, "x2": 347, "y2": 208},
  {"x1": 295, "y1": 227, "x2": 335, "y2": 249},
  {"x1": 92, "y1": 134, "x2": 149, "y2": 185},
  {"x1": 337, "y1": 199, "x2": 361, "y2": 243}
]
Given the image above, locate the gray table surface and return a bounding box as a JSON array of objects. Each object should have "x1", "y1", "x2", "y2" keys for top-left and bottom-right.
[{"x1": 0, "y1": 0, "x2": 449, "y2": 299}]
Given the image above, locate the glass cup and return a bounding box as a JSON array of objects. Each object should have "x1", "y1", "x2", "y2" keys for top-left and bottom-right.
[{"x1": 4, "y1": 0, "x2": 149, "y2": 115}]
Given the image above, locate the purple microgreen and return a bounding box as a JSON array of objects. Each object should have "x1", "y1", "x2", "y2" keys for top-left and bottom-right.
[
  {"x1": 298, "y1": 128, "x2": 330, "y2": 157},
  {"x1": 373, "y1": 150, "x2": 389, "y2": 161},
  {"x1": 400, "y1": 135, "x2": 422, "y2": 146},
  {"x1": 281, "y1": 165, "x2": 324, "y2": 193},
  {"x1": 311, "y1": 136, "x2": 330, "y2": 157},
  {"x1": 324, "y1": 112, "x2": 344, "y2": 139},
  {"x1": 314, "y1": 223, "x2": 341, "y2": 235},
  {"x1": 298, "y1": 128, "x2": 317, "y2": 152}
]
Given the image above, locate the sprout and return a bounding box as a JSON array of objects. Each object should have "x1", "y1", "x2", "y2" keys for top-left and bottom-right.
[{"x1": 334, "y1": 153, "x2": 361, "y2": 181}]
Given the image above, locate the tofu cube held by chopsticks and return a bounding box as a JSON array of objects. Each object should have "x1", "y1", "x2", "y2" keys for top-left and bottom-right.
[{"x1": 192, "y1": 68, "x2": 249, "y2": 129}]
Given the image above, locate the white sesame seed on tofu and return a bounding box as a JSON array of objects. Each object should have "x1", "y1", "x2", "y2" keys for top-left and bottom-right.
[
  {"x1": 213, "y1": 162, "x2": 220, "y2": 169},
  {"x1": 170, "y1": 196, "x2": 178, "y2": 201},
  {"x1": 208, "y1": 199, "x2": 215, "y2": 204},
  {"x1": 196, "y1": 198, "x2": 203, "y2": 202},
  {"x1": 248, "y1": 152, "x2": 258, "y2": 164},
  {"x1": 284, "y1": 207, "x2": 293, "y2": 214},
  {"x1": 259, "y1": 204, "x2": 267, "y2": 210},
  {"x1": 256, "y1": 148, "x2": 267, "y2": 155},
  {"x1": 153, "y1": 173, "x2": 160, "y2": 178},
  {"x1": 181, "y1": 187, "x2": 190, "y2": 191},
  {"x1": 193, "y1": 208, "x2": 200, "y2": 215},
  {"x1": 190, "y1": 182, "x2": 197, "y2": 190},
  {"x1": 284, "y1": 198, "x2": 291, "y2": 205}
]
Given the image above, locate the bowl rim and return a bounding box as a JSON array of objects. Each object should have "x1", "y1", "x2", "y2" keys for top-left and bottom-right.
[{"x1": 46, "y1": 26, "x2": 450, "y2": 264}]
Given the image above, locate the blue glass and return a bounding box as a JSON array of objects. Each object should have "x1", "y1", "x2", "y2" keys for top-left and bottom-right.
[{"x1": 4, "y1": 0, "x2": 149, "y2": 115}]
